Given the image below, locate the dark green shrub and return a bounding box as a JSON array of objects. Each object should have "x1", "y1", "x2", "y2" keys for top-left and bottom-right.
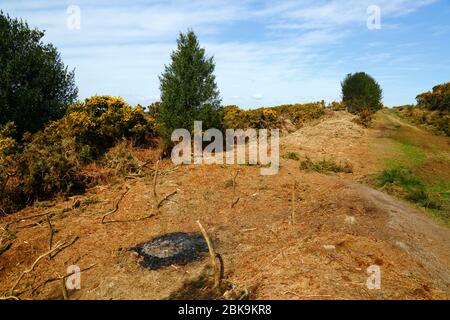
[
  {"x1": 0, "y1": 12, "x2": 77, "y2": 136},
  {"x1": 341, "y1": 72, "x2": 383, "y2": 114},
  {"x1": 19, "y1": 135, "x2": 85, "y2": 199}
]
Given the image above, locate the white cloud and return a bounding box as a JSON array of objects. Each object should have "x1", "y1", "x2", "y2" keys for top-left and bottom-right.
[{"x1": 0, "y1": 0, "x2": 441, "y2": 107}]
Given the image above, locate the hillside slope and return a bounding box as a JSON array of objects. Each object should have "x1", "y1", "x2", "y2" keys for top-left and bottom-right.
[{"x1": 1, "y1": 110, "x2": 449, "y2": 300}]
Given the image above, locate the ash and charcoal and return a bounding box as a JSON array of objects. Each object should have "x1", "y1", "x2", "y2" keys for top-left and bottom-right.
[{"x1": 132, "y1": 232, "x2": 209, "y2": 270}]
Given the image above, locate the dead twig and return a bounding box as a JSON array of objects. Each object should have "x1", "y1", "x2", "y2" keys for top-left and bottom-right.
[
  {"x1": 152, "y1": 160, "x2": 159, "y2": 201},
  {"x1": 61, "y1": 278, "x2": 69, "y2": 300},
  {"x1": 282, "y1": 291, "x2": 335, "y2": 299},
  {"x1": 10, "y1": 236, "x2": 79, "y2": 296},
  {"x1": 3, "y1": 205, "x2": 74, "y2": 235},
  {"x1": 197, "y1": 220, "x2": 221, "y2": 289},
  {"x1": 230, "y1": 171, "x2": 240, "y2": 208},
  {"x1": 291, "y1": 180, "x2": 297, "y2": 225},
  {"x1": 32, "y1": 263, "x2": 97, "y2": 295},
  {"x1": 0, "y1": 242, "x2": 12, "y2": 256},
  {"x1": 50, "y1": 236, "x2": 79, "y2": 259},
  {"x1": 101, "y1": 213, "x2": 157, "y2": 224},
  {"x1": 4, "y1": 212, "x2": 55, "y2": 231},
  {"x1": 101, "y1": 185, "x2": 131, "y2": 223},
  {"x1": 138, "y1": 159, "x2": 152, "y2": 171},
  {"x1": 103, "y1": 161, "x2": 176, "y2": 224},
  {"x1": 10, "y1": 241, "x2": 65, "y2": 296},
  {"x1": 216, "y1": 253, "x2": 225, "y2": 282},
  {"x1": 0, "y1": 295, "x2": 20, "y2": 300},
  {"x1": 46, "y1": 213, "x2": 55, "y2": 252},
  {"x1": 151, "y1": 160, "x2": 178, "y2": 210},
  {"x1": 157, "y1": 190, "x2": 177, "y2": 209}
]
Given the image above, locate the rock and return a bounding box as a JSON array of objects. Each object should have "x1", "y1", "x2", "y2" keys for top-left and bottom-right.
[
  {"x1": 323, "y1": 244, "x2": 336, "y2": 250},
  {"x1": 345, "y1": 215, "x2": 356, "y2": 224}
]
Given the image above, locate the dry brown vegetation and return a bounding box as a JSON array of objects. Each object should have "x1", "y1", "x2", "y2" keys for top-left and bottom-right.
[{"x1": 1, "y1": 110, "x2": 449, "y2": 300}]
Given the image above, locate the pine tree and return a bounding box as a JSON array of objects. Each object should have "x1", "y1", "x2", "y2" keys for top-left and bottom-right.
[{"x1": 158, "y1": 29, "x2": 222, "y2": 153}]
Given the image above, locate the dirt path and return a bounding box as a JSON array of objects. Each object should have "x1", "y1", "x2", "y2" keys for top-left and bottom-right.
[
  {"x1": 1, "y1": 110, "x2": 449, "y2": 300},
  {"x1": 348, "y1": 182, "x2": 450, "y2": 292}
]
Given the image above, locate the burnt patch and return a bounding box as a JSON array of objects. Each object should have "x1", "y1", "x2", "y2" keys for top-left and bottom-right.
[{"x1": 132, "y1": 232, "x2": 209, "y2": 270}]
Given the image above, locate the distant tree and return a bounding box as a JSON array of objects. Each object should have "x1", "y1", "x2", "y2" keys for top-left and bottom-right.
[
  {"x1": 158, "y1": 29, "x2": 222, "y2": 153},
  {"x1": 0, "y1": 12, "x2": 78, "y2": 135},
  {"x1": 341, "y1": 72, "x2": 383, "y2": 114}
]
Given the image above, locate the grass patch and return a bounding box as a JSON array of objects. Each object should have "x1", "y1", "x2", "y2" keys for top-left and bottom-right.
[
  {"x1": 283, "y1": 151, "x2": 300, "y2": 161},
  {"x1": 371, "y1": 111, "x2": 450, "y2": 225},
  {"x1": 396, "y1": 141, "x2": 426, "y2": 166},
  {"x1": 374, "y1": 166, "x2": 448, "y2": 223},
  {"x1": 300, "y1": 157, "x2": 353, "y2": 174}
]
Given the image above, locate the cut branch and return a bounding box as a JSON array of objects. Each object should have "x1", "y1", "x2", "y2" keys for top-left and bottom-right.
[
  {"x1": 197, "y1": 220, "x2": 220, "y2": 289},
  {"x1": 61, "y1": 278, "x2": 69, "y2": 300},
  {"x1": 50, "y1": 236, "x2": 79, "y2": 259},
  {"x1": 101, "y1": 185, "x2": 131, "y2": 223},
  {"x1": 46, "y1": 213, "x2": 55, "y2": 252},
  {"x1": 31, "y1": 263, "x2": 97, "y2": 295},
  {"x1": 10, "y1": 241, "x2": 65, "y2": 296},
  {"x1": 230, "y1": 171, "x2": 240, "y2": 208},
  {"x1": 291, "y1": 180, "x2": 297, "y2": 225},
  {"x1": 0, "y1": 242, "x2": 12, "y2": 256},
  {"x1": 152, "y1": 160, "x2": 159, "y2": 201},
  {"x1": 157, "y1": 190, "x2": 177, "y2": 209}
]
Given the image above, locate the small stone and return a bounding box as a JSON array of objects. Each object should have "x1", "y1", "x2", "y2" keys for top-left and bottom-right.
[
  {"x1": 323, "y1": 244, "x2": 336, "y2": 250},
  {"x1": 345, "y1": 215, "x2": 356, "y2": 224},
  {"x1": 395, "y1": 241, "x2": 408, "y2": 251}
]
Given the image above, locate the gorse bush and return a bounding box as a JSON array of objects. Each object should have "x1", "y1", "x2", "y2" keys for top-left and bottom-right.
[
  {"x1": 103, "y1": 140, "x2": 141, "y2": 176},
  {"x1": 394, "y1": 105, "x2": 450, "y2": 136},
  {"x1": 328, "y1": 101, "x2": 346, "y2": 111},
  {"x1": 0, "y1": 11, "x2": 77, "y2": 136},
  {"x1": 67, "y1": 96, "x2": 156, "y2": 156},
  {"x1": 0, "y1": 96, "x2": 157, "y2": 214},
  {"x1": 341, "y1": 72, "x2": 383, "y2": 114},
  {"x1": 0, "y1": 122, "x2": 19, "y2": 211},
  {"x1": 416, "y1": 82, "x2": 450, "y2": 112},
  {"x1": 19, "y1": 135, "x2": 85, "y2": 199},
  {"x1": 352, "y1": 108, "x2": 375, "y2": 128},
  {"x1": 223, "y1": 102, "x2": 326, "y2": 130}
]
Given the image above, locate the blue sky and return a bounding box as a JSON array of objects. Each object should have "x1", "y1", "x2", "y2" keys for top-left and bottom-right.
[{"x1": 2, "y1": 0, "x2": 450, "y2": 108}]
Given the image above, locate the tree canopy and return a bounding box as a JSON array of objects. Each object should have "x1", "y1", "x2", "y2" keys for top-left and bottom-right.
[
  {"x1": 341, "y1": 72, "x2": 383, "y2": 114},
  {"x1": 0, "y1": 11, "x2": 78, "y2": 135}
]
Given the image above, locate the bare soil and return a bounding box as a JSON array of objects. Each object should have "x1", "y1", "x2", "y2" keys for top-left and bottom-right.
[{"x1": 1, "y1": 111, "x2": 449, "y2": 300}]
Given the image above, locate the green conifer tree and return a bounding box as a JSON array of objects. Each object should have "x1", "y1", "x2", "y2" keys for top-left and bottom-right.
[{"x1": 158, "y1": 29, "x2": 222, "y2": 153}]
